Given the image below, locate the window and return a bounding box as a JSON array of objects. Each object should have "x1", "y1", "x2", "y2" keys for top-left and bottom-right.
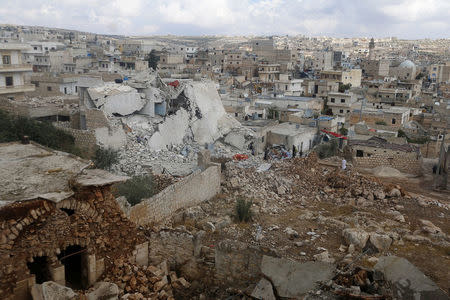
[
  {"x1": 2, "y1": 55, "x2": 11, "y2": 64},
  {"x1": 339, "y1": 109, "x2": 344, "y2": 114},
  {"x1": 356, "y1": 150, "x2": 364, "y2": 157},
  {"x1": 5, "y1": 76, "x2": 13, "y2": 86},
  {"x1": 34, "y1": 46, "x2": 38, "y2": 50},
  {"x1": 330, "y1": 98, "x2": 335, "y2": 103},
  {"x1": 340, "y1": 99, "x2": 345, "y2": 103},
  {"x1": 47, "y1": 86, "x2": 52, "y2": 91},
  {"x1": 392, "y1": 118, "x2": 396, "y2": 124}
]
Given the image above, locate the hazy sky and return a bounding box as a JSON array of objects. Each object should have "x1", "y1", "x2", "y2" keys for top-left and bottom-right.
[{"x1": 1, "y1": 0, "x2": 449, "y2": 38}]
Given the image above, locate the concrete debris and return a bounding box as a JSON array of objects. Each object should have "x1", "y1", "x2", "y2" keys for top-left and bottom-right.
[
  {"x1": 374, "y1": 256, "x2": 449, "y2": 300},
  {"x1": 102, "y1": 257, "x2": 191, "y2": 299},
  {"x1": 88, "y1": 83, "x2": 147, "y2": 116},
  {"x1": 31, "y1": 281, "x2": 77, "y2": 300},
  {"x1": 86, "y1": 282, "x2": 119, "y2": 300},
  {"x1": 261, "y1": 255, "x2": 335, "y2": 298},
  {"x1": 251, "y1": 278, "x2": 276, "y2": 300}
]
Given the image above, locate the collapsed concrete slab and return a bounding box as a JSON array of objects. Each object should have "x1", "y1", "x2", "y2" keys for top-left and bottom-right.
[
  {"x1": 374, "y1": 256, "x2": 449, "y2": 300},
  {"x1": 261, "y1": 255, "x2": 335, "y2": 298},
  {"x1": 87, "y1": 83, "x2": 147, "y2": 116},
  {"x1": 251, "y1": 278, "x2": 276, "y2": 300}
]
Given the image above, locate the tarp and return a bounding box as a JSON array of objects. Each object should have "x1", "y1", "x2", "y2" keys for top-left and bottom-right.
[{"x1": 321, "y1": 129, "x2": 347, "y2": 140}]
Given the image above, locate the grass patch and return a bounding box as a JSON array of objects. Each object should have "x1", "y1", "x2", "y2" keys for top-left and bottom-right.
[{"x1": 236, "y1": 198, "x2": 252, "y2": 222}]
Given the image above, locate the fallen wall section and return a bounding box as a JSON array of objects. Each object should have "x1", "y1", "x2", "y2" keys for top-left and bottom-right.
[{"x1": 129, "y1": 164, "x2": 221, "y2": 225}]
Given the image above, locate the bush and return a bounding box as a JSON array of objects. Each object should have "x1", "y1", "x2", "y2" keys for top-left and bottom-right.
[
  {"x1": 236, "y1": 198, "x2": 252, "y2": 222},
  {"x1": 315, "y1": 139, "x2": 338, "y2": 159},
  {"x1": 116, "y1": 175, "x2": 156, "y2": 206},
  {"x1": 375, "y1": 121, "x2": 387, "y2": 125},
  {"x1": 0, "y1": 109, "x2": 83, "y2": 156},
  {"x1": 339, "y1": 127, "x2": 348, "y2": 136},
  {"x1": 94, "y1": 147, "x2": 119, "y2": 170},
  {"x1": 338, "y1": 83, "x2": 352, "y2": 93}
]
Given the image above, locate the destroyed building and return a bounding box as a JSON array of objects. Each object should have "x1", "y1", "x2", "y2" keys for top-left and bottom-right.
[{"x1": 0, "y1": 142, "x2": 146, "y2": 299}]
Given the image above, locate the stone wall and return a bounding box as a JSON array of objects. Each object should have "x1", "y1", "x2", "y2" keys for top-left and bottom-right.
[
  {"x1": 214, "y1": 239, "x2": 275, "y2": 285},
  {"x1": 130, "y1": 164, "x2": 221, "y2": 226},
  {"x1": 0, "y1": 186, "x2": 144, "y2": 300},
  {"x1": 55, "y1": 126, "x2": 97, "y2": 157},
  {"x1": 85, "y1": 109, "x2": 110, "y2": 130},
  {"x1": 350, "y1": 145, "x2": 422, "y2": 175}
]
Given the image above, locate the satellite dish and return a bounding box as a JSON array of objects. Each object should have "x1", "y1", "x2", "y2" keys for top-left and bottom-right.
[{"x1": 244, "y1": 93, "x2": 248, "y2": 98}]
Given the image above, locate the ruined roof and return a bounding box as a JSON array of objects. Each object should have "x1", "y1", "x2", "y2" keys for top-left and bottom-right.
[
  {"x1": 0, "y1": 142, "x2": 127, "y2": 207},
  {"x1": 348, "y1": 136, "x2": 419, "y2": 153}
]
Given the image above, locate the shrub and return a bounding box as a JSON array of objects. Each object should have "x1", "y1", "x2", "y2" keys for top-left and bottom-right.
[
  {"x1": 236, "y1": 198, "x2": 252, "y2": 222},
  {"x1": 339, "y1": 127, "x2": 348, "y2": 136},
  {"x1": 116, "y1": 174, "x2": 156, "y2": 206},
  {"x1": 0, "y1": 109, "x2": 83, "y2": 156},
  {"x1": 94, "y1": 147, "x2": 119, "y2": 170},
  {"x1": 315, "y1": 139, "x2": 338, "y2": 159},
  {"x1": 375, "y1": 120, "x2": 387, "y2": 125}
]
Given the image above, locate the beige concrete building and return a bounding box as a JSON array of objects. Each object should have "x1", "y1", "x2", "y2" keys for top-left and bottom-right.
[
  {"x1": 428, "y1": 62, "x2": 450, "y2": 83},
  {"x1": 0, "y1": 43, "x2": 34, "y2": 99},
  {"x1": 360, "y1": 60, "x2": 390, "y2": 78},
  {"x1": 320, "y1": 69, "x2": 362, "y2": 87},
  {"x1": 327, "y1": 92, "x2": 357, "y2": 116}
]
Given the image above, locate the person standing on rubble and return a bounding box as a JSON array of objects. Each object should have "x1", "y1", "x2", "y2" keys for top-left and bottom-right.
[{"x1": 342, "y1": 158, "x2": 347, "y2": 171}]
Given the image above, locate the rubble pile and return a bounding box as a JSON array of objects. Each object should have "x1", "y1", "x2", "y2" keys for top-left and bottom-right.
[
  {"x1": 102, "y1": 257, "x2": 191, "y2": 300},
  {"x1": 330, "y1": 267, "x2": 392, "y2": 298}
]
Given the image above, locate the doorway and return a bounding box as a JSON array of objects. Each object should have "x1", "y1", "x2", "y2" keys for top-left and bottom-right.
[
  {"x1": 27, "y1": 256, "x2": 51, "y2": 284},
  {"x1": 57, "y1": 245, "x2": 87, "y2": 289}
]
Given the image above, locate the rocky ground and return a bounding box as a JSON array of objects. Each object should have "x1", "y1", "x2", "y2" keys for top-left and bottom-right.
[{"x1": 159, "y1": 153, "x2": 449, "y2": 298}]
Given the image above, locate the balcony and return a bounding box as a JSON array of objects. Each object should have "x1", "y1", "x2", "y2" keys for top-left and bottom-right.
[
  {"x1": 0, "y1": 84, "x2": 35, "y2": 95},
  {"x1": 0, "y1": 64, "x2": 33, "y2": 72}
]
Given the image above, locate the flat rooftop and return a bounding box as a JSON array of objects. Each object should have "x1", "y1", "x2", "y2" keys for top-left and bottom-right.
[
  {"x1": 258, "y1": 95, "x2": 316, "y2": 102},
  {"x1": 269, "y1": 122, "x2": 316, "y2": 136},
  {"x1": 0, "y1": 142, "x2": 127, "y2": 207}
]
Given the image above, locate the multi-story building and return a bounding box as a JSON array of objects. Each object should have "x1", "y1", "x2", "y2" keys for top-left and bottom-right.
[
  {"x1": 327, "y1": 91, "x2": 357, "y2": 116},
  {"x1": 428, "y1": 62, "x2": 450, "y2": 83},
  {"x1": 0, "y1": 43, "x2": 35, "y2": 99}
]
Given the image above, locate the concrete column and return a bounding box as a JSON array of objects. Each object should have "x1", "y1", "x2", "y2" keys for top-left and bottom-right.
[
  {"x1": 49, "y1": 265, "x2": 65, "y2": 286},
  {"x1": 95, "y1": 258, "x2": 105, "y2": 282},
  {"x1": 87, "y1": 254, "x2": 96, "y2": 286}
]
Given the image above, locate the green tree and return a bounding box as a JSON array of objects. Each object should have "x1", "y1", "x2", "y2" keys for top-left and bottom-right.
[
  {"x1": 0, "y1": 109, "x2": 82, "y2": 156},
  {"x1": 116, "y1": 175, "x2": 156, "y2": 206},
  {"x1": 338, "y1": 83, "x2": 352, "y2": 93},
  {"x1": 145, "y1": 50, "x2": 160, "y2": 70},
  {"x1": 93, "y1": 147, "x2": 119, "y2": 170}
]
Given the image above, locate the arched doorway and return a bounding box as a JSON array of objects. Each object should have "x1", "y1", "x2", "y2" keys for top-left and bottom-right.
[{"x1": 27, "y1": 256, "x2": 51, "y2": 284}]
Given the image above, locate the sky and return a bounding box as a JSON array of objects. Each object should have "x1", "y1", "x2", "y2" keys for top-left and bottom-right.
[{"x1": 0, "y1": 0, "x2": 449, "y2": 39}]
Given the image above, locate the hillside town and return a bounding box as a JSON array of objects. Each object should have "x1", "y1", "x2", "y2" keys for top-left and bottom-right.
[{"x1": 0, "y1": 22, "x2": 449, "y2": 300}]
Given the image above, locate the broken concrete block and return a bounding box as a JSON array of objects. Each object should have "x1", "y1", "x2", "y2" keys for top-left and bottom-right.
[
  {"x1": 251, "y1": 278, "x2": 276, "y2": 300},
  {"x1": 261, "y1": 255, "x2": 335, "y2": 298},
  {"x1": 86, "y1": 282, "x2": 119, "y2": 300},
  {"x1": 374, "y1": 256, "x2": 449, "y2": 300},
  {"x1": 36, "y1": 281, "x2": 77, "y2": 300},
  {"x1": 224, "y1": 132, "x2": 245, "y2": 150}
]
